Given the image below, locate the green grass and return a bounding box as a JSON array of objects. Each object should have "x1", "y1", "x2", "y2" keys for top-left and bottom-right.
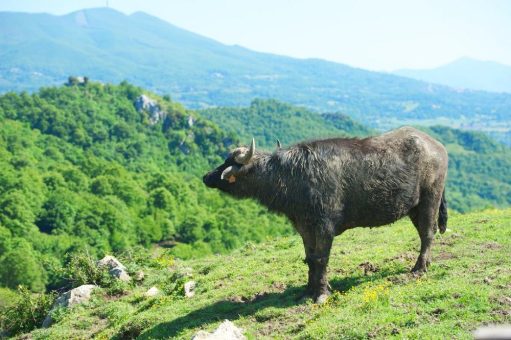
[{"x1": 24, "y1": 209, "x2": 511, "y2": 339}]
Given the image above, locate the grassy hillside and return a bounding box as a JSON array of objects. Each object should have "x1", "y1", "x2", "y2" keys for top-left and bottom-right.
[
  {"x1": 201, "y1": 99, "x2": 511, "y2": 212},
  {"x1": 1, "y1": 8, "x2": 511, "y2": 134},
  {"x1": 5, "y1": 208, "x2": 510, "y2": 339}
]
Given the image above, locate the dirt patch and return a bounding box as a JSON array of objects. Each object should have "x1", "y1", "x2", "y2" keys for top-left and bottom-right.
[
  {"x1": 436, "y1": 252, "x2": 456, "y2": 261},
  {"x1": 483, "y1": 242, "x2": 502, "y2": 250},
  {"x1": 391, "y1": 252, "x2": 416, "y2": 262},
  {"x1": 491, "y1": 309, "x2": 511, "y2": 317},
  {"x1": 359, "y1": 261, "x2": 379, "y2": 275},
  {"x1": 271, "y1": 281, "x2": 288, "y2": 292},
  {"x1": 431, "y1": 307, "x2": 445, "y2": 316},
  {"x1": 387, "y1": 275, "x2": 408, "y2": 285},
  {"x1": 226, "y1": 295, "x2": 246, "y2": 303},
  {"x1": 226, "y1": 290, "x2": 275, "y2": 304},
  {"x1": 438, "y1": 232, "x2": 462, "y2": 246},
  {"x1": 496, "y1": 296, "x2": 511, "y2": 306}
]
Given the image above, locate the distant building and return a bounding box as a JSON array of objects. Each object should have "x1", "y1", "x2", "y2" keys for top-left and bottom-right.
[{"x1": 66, "y1": 76, "x2": 89, "y2": 86}]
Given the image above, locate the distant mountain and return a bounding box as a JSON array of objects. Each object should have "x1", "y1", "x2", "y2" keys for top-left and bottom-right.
[
  {"x1": 1, "y1": 8, "x2": 511, "y2": 131},
  {"x1": 394, "y1": 57, "x2": 511, "y2": 93}
]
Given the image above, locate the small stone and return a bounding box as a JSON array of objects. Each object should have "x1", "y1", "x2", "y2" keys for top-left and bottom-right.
[
  {"x1": 144, "y1": 286, "x2": 160, "y2": 297},
  {"x1": 97, "y1": 255, "x2": 126, "y2": 271},
  {"x1": 315, "y1": 293, "x2": 329, "y2": 304},
  {"x1": 184, "y1": 281, "x2": 196, "y2": 298},
  {"x1": 135, "y1": 270, "x2": 145, "y2": 281},
  {"x1": 110, "y1": 267, "x2": 131, "y2": 282},
  {"x1": 192, "y1": 320, "x2": 246, "y2": 340}
]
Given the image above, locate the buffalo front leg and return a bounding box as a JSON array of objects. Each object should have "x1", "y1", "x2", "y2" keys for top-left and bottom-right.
[
  {"x1": 301, "y1": 235, "x2": 316, "y2": 297},
  {"x1": 310, "y1": 232, "x2": 334, "y2": 303}
]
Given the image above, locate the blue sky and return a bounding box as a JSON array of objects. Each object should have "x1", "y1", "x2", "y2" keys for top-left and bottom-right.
[{"x1": 2, "y1": 0, "x2": 510, "y2": 71}]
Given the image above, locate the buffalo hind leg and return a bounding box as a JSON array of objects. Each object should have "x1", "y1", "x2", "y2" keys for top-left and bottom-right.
[{"x1": 410, "y1": 193, "x2": 441, "y2": 273}]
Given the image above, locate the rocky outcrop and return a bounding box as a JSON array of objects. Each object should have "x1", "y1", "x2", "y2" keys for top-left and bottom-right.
[
  {"x1": 42, "y1": 285, "x2": 98, "y2": 327},
  {"x1": 192, "y1": 320, "x2": 246, "y2": 340},
  {"x1": 134, "y1": 94, "x2": 165, "y2": 125},
  {"x1": 97, "y1": 255, "x2": 131, "y2": 282}
]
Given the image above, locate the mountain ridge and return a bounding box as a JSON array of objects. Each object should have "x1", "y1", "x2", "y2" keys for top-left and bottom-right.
[
  {"x1": 394, "y1": 57, "x2": 511, "y2": 93},
  {"x1": 1, "y1": 7, "x2": 510, "y2": 134}
]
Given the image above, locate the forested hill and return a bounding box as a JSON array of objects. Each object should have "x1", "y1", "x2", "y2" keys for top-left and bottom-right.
[
  {"x1": 202, "y1": 99, "x2": 511, "y2": 212},
  {"x1": 200, "y1": 99, "x2": 371, "y2": 148},
  {"x1": 1, "y1": 8, "x2": 511, "y2": 131},
  {"x1": 0, "y1": 82, "x2": 294, "y2": 292}
]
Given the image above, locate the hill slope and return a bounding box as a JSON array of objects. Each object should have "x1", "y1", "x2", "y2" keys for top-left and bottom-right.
[
  {"x1": 1, "y1": 8, "x2": 511, "y2": 131},
  {"x1": 7, "y1": 209, "x2": 511, "y2": 339},
  {"x1": 394, "y1": 57, "x2": 511, "y2": 93}
]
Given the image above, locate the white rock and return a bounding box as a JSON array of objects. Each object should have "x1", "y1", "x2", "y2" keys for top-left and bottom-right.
[
  {"x1": 42, "y1": 284, "x2": 98, "y2": 327},
  {"x1": 56, "y1": 284, "x2": 98, "y2": 308},
  {"x1": 192, "y1": 320, "x2": 246, "y2": 340},
  {"x1": 134, "y1": 94, "x2": 165, "y2": 124},
  {"x1": 184, "y1": 280, "x2": 196, "y2": 298},
  {"x1": 474, "y1": 325, "x2": 511, "y2": 339},
  {"x1": 144, "y1": 286, "x2": 160, "y2": 297},
  {"x1": 97, "y1": 255, "x2": 126, "y2": 270},
  {"x1": 97, "y1": 255, "x2": 131, "y2": 281}
]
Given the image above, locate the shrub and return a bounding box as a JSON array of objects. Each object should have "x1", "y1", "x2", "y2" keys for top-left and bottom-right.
[
  {"x1": 0, "y1": 286, "x2": 55, "y2": 336},
  {"x1": 64, "y1": 251, "x2": 109, "y2": 288}
]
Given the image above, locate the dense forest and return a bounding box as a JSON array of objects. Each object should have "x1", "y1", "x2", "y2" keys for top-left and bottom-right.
[
  {"x1": 0, "y1": 81, "x2": 509, "y2": 294},
  {"x1": 0, "y1": 82, "x2": 293, "y2": 292}
]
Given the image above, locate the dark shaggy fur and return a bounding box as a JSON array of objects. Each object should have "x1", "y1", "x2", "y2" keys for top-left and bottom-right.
[{"x1": 203, "y1": 126, "x2": 448, "y2": 302}]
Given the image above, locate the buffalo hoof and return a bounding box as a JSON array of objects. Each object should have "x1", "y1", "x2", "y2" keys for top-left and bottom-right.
[
  {"x1": 314, "y1": 292, "x2": 331, "y2": 304},
  {"x1": 411, "y1": 264, "x2": 428, "y2": 275}
]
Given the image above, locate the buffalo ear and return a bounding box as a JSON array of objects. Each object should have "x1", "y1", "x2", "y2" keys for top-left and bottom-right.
[{"x1": 221, "y1": 165, "x2": 240, "y2": 180}]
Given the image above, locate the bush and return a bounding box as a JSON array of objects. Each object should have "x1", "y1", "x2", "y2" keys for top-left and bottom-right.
[
  {"x1": 0, "y1": 286, "x2": 55, "y2": 336},
  {"x1": 64, "y1": 251, "x2": 109, "y2": 288},
  {"x1": 63, "y1": 252, "x2": 130, "y2": 296}
]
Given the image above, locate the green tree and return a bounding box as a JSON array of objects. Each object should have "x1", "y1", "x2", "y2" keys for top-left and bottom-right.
[{"x1": 0, "y1": 238, "x2": 46, "y2": 291}]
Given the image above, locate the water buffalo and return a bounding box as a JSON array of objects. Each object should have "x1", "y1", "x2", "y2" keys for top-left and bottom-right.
[{"x1": 203, "y1": 126, "x2": 448, "y2": 303}]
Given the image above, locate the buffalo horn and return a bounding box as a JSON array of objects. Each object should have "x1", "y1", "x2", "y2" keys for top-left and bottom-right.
[{"x1": 235, "y1": 138, "x2": 255, "y2": 164}]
